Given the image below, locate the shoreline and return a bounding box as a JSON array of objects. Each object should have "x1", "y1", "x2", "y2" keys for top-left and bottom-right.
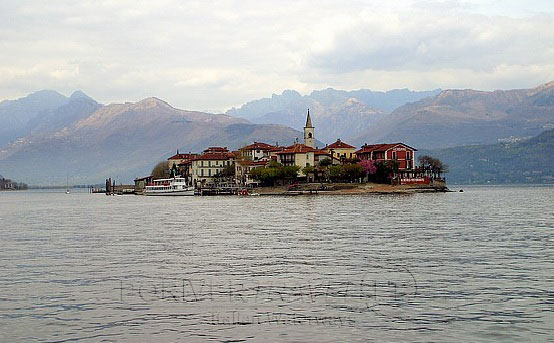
[{"x1": 253, "y1": 182, "x2": 449, "y2": 196}]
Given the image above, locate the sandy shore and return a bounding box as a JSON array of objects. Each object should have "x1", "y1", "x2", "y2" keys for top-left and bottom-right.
[{"x1": 254, "y1": 182, "x2": 448, "y2": 195}]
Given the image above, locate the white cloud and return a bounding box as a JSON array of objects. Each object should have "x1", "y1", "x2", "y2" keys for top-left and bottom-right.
[
  {"x1": 0, "y1": 0, "x2": 553, "y2": 111},
  {"x1": 305, "y1": 10, "x2": 554, "y2": 72}
]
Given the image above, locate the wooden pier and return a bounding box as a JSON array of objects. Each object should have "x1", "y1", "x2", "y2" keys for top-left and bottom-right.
[{"x1": 105, "y1": 177, "x2": 135, "y2": 195}]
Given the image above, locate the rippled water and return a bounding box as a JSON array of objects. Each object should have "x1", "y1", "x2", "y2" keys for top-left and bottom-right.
[{"x1": 1, "y1": 186, "x2": 553, "y2": 342}]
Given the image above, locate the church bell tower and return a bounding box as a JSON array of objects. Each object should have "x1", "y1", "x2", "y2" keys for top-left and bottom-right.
[{"x1": 304, "y1": 109, "x2": 315, "y2": 148}]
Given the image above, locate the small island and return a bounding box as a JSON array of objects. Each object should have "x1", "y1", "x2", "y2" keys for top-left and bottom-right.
[{"x1": 126, "y1": 110, "x2": 447, "y2": 196}]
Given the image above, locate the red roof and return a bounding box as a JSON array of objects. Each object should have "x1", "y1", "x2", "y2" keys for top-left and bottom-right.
[
  {"x1": 315, "y1": 149, "x2": 331, "y2": 156},
  {"x1": 355, "y1": 143, "x2": 417, "y2": 154},
  {"x1": 268, "y1": 146, "x2": 284, "y2": 152},
  {"x1": 240, "y1": 142, "x2": 277, "y2": 151},
  {"x1": 277, "y1": 143, "x2": 318, "y2": 154},
  {"x1": 326, "y1": 139, "x2": 355, "y2": 149},
  {"x1": 168, "y1": 153, "x2": 197, "y2": 160}
]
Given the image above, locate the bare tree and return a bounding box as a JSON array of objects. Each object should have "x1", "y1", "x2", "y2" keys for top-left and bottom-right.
[{"x1": 418, "y1": 155, "x2": 448, "y2": 178}]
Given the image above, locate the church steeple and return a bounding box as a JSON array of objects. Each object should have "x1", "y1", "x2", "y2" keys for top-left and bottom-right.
[
  {"x1": 304, "y1": 108, "x2": 315, "y2": 148},
  {"x1": 305, "y1": 109, "x2": 313, "y2": 128}
]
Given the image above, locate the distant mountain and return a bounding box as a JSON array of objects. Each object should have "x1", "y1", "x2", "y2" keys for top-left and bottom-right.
[
  {"x1": 0, "y1": 97, "x2": 309, "y2": 185},
  {"x1": 355, "y1": 81, "x2": 554, "y2": 149},
  {"x1": 226, "y1": 88, "x2": 440, "y2": 143},
  {"x1": 24, "y1": 91, "x2": 101, "y2": 136},
  {"x1": 309, "y1": 88, "x2": 442, "y2": 112},
  {"x1": 420, "y1": 128, "x2": 554, "y2": 184},
  {"x1": 0, "y1": 90, "x2": 71, "y2": 146}
]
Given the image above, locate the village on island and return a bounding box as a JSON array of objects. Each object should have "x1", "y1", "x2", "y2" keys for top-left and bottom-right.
[{"x1": 108, "y1": 110, "x2": 447, "y2": 196}]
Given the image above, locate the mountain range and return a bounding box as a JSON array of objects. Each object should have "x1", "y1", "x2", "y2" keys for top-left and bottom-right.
[
  {"x1": 0, "y1": 81, "x2": 553, "y2": 185},
  {"x1": 352, "y1": 82, "x2": 554, "y2": 149},
  {"x1": 0, "y1": 90, "x2": 101, "y2": 147},
  {"x1": 227, "y1": 88, "x2": 440, "y2": 143},
  {"x1": 0, "y1": 94, "x2": 307, "y2": 185}
]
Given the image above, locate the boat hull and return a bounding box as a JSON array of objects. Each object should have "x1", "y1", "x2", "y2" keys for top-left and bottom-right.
[{"x1": 144, "y1": 189, "x2": 195, "y2": 196}]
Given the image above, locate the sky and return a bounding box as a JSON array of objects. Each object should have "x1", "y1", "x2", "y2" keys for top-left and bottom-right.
[{"x1": 1, "y1": 0, "x2": 553, "y2": 112}]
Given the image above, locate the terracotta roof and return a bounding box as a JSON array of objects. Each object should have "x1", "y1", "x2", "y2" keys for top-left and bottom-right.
[
  {"x1": 268, "y1": 146, "x2": 284, "y2": 152},
  {"x1": 355, "y1": 143, "x2": 417, "y2": 154},
  {"x1": 315, "y1": 149, "x2": 331, "y2": 156},
  {"x1": 240, "y1": 142, "x2": 277, "y2": 151},
  {"x1": 326, "y1": 139, "x2": 355, "y2": 149},
  {"x1": 277, "y1": 143, "x2": 318, "y2": 154},
  {"x1": 168, "y1": 153, "x2": 197, "y2": 160}
]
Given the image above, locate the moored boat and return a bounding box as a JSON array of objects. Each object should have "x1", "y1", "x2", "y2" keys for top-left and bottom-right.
[{"x1": 144, "y1": 177, "x2": 194, "y2": 196}]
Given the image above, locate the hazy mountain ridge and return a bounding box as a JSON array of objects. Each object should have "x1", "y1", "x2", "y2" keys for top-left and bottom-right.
[
  {"x1": 227, "y1": 88, "x2": 441, "y2": 118},
  {"x1": 0, "y1": 90, "x2": 73, "y2": 146},
  {"x1": 25, "y1": 94, "x2": 101, "y2": 136},
  {"x1": 355, "y1": 82, "x2": 554, "y2": 149},
  {"x1": 0, "y1": 96, "x2": 307, "y2": 185},
  {"x1": 421, "y1": 128, "x2": 554, "y2": 184},
  {"x1": 226, "y1": 88, "x2": 440, "y2": 143}
]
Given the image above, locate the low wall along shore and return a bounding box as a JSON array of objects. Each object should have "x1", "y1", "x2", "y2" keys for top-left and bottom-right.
[{"x1": 254, "y1": 182, "x2": 448, "y2": 195}]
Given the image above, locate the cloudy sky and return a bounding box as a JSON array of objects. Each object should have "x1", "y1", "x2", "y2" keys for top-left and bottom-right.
[{"x1": 1, "y1": 0, "x2": 553, "y2": 111}]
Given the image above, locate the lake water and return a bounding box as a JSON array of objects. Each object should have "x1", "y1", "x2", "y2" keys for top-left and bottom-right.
[{"x1": 0, "y1": 186, "x2": 553, "y2": 342}]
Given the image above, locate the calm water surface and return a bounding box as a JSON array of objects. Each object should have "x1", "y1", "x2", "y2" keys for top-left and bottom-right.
[{"x1": 0, "y1": 186, "x2": 553, "y2": 342}]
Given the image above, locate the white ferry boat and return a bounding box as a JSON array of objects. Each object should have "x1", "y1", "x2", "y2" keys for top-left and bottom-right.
[{"x1": 144, "y1": 177, "x2": 194, "y2": 196}]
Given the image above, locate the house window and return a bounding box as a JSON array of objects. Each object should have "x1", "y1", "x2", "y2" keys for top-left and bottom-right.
[
  {"x1": 392, "y1": 151, "x2": 397, "y2": 160},
  {"x1": 406, "y1": 151, "x2": 412, "y2": 160}
]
